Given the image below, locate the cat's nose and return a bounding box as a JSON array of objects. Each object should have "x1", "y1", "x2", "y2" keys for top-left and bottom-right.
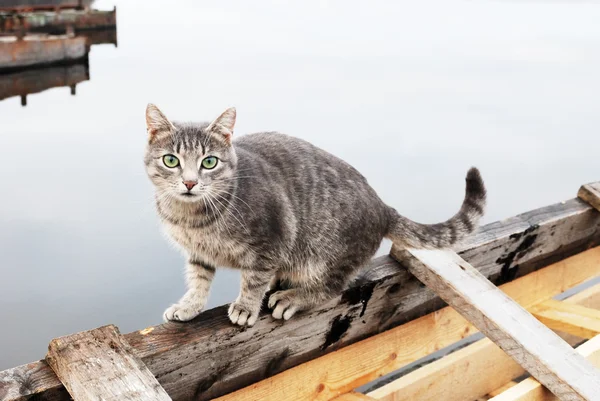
[{"x1": 183, "y1": 180, "x2": 197, "y2": 190}]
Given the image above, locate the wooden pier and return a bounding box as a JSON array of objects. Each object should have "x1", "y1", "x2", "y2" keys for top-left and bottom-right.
[
  {"x1": 1, "y1": 181, "x2": 600, "y2": 401},
  {"x1": 0, "y1": 34, "x2": 88, "y2": 71},
  {"x1": 0, "y1": 2, "x2": 116, "y2": 70},
  {"x1": 0, "y1": 0, "x2": 94, "y2": 13},
  {"x1": 0, "y1": 8, "x2": 116, "y2": 35}
]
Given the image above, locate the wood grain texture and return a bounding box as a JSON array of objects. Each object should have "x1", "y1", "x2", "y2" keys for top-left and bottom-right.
[
  {"x1": 46, "y1": 325, "x2": 171, "y2": 401},
  {"x1": 1, "y1": 198, "x2": 600, "y2": 401},
  {"x1": 214, "y1": 248, "x2": 600, "y2": 401},
  {"x1": 392, "y1": 247, "x2": 600, "y2": 401},
  {"x1": 369, "y1": 338, "x2": 523, "y2": 401},
  {"x1": 531, "y1": 300, "x2": 600, "y2": 339},
  {"x1": 578, "y1": 183, "x2": 600, "y2": 212},
  {"x1": 490, "y1": 335, "x2": 600, "y2": 401},
  {"x1": 368, "y1": 283, "x2": 600, "y2": 401}
]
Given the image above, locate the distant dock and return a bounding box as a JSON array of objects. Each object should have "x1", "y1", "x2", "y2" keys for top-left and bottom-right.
[
  {"x1": 0, "y1": 34, "x2": 88, "y2": 71},
  {"x1": 0, "y1": 3, "x2": 116, "y2": 71},
  {"x1": 0, "y1": 0, "x2": 94, "y2": 13},
  {"x1": 0, "y1": 7, "x2": 116, "y2": 35}
]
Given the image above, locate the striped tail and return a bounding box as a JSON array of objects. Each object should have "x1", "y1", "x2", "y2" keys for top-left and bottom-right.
[{"x1": 387, "y1": 167, "x2": 486, "y2": 249}]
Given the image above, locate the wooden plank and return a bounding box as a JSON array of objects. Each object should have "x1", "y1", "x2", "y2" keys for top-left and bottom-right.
[
  {"x1": 46, "y1": 325, "x2": 171, "y2": 401},
  {"x1": 565, "y1": 284, "x2": 600, "y2": 309},
  {"x1": 332, "y1": 393, "x2": 377, "y2": 400},
  {"x1": 490, "y1": 383, "x2": 520, "y2": 397},
  {"x1": 530, "y1": 300, "x2": 600, "y2": 339},
  {"x1": 2, "y1": 198, "x2": 600, "y2": 401},
  {"x1": 579, "y1": 182, "x2": 600, "y2": 212},
  {"x1": 392, "y1": 247, "x2": 600, "y2": 401},
  {"x1": 213, "y1": 248, "x2": 600, "y2": 401},
  {"x1": 369, "y1": 338, "x2": 523, "y2": 401},
  {"x1": 490, "y1": 335, "x2": 600, "y2": 401},
  {"x1": 367, "y1": 284, "x2": 600, "y2": 401}
]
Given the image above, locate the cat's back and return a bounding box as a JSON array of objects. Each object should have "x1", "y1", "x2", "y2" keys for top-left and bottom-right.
[
  {"x1": 234, "y1": 131, "x2": 318, "y2": 158},
  {"x1": 234, "y1": 132, "x2": 365, "y2": 181}
]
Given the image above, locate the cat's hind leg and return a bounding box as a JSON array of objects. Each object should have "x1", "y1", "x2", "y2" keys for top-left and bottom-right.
[{"x1": 229, "y1": 269, "x2": 273, "y2": 326}]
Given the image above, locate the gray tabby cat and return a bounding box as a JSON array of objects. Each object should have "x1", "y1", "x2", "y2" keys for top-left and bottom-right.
[{"x1": 144, "y1": 105, "x2": 486, "y2": 326}]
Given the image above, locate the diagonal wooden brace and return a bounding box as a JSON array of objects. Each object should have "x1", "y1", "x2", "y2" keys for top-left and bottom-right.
[{"x1": 391, "y1": 246, "x2": 600, "y2": 401}]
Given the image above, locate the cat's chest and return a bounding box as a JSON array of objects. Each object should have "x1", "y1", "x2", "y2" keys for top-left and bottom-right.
[{"x1": 165, "y1": 223, "x2": 249, "y2": 268}]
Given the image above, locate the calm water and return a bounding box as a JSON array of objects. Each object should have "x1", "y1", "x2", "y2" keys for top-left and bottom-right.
[{"x1": 1, "y1": 0, "x2": 600, "y2": 370}]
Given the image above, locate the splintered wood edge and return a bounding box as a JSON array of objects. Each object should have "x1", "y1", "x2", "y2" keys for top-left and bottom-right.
[
  {"x1": 578, "y1": 182, "x2": 600, "y2": 212},
  {"x1": 46, "y1": 325, "x2": 171, "y2": 401}
]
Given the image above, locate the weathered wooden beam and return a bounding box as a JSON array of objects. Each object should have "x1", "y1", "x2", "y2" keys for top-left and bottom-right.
[
  {"x1": 490, "y1": 335, "x2": 600, "y2": 401},
  {"x1": 579, "y1": 182, "x2": 600, "y2": 212},
  {"x1": 392, "y1": 247, "x2": 600, "y2": 401},
  {"x1": 367, "y1": 283, "x2": 600, "y2": 401},
  {"x1": 214, "y1": 248, "x2": 600, "y2": 401},
  {"x1": 531, "y1": 300, "x2": 600, "y2": 339},
  {"x1": 1, "y1": 198, "x2": 600, "y2": 401},
  {"x1": 46, "y1": 325, "x2": 171, "y2": 401}
]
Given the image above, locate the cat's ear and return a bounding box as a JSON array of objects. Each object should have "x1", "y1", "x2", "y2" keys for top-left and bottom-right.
[
  {"x1": 146, "y1": 104, "x2": 174, "y2": 143},
  {"x1": 207, "y1": 107, "x2": 236, "y2": 145}
]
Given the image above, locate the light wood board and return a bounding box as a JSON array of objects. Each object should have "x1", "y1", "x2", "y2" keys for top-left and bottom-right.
[{"x1": 392, "y1": 247, "x2": 600, "y2": 401}]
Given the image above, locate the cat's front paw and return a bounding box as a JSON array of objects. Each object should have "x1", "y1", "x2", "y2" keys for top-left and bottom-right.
[
  {"x1": 163, "y1": 303, "x2": 202, "y2": 322},
  {"x1": 228, "y1": 301, "x2": 259, "y2": 327}
]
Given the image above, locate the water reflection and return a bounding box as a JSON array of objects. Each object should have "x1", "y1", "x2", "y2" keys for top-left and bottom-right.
[{"x1": 0, "y1": 62, "x2": 89, "y2": 105}]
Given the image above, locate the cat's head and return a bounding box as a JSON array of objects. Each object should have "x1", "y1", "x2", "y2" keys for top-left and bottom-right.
[{"x1": 144, "y1": 105, "x2": 238, "y2": 204}]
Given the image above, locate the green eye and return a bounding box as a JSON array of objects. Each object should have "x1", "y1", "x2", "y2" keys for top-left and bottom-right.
[
  {"x1": 202, "y1": 156, "x2": 218, "y2": 169},
  {"x1": 163, "y1": 154, "x2": 180, "y2": 168}
]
